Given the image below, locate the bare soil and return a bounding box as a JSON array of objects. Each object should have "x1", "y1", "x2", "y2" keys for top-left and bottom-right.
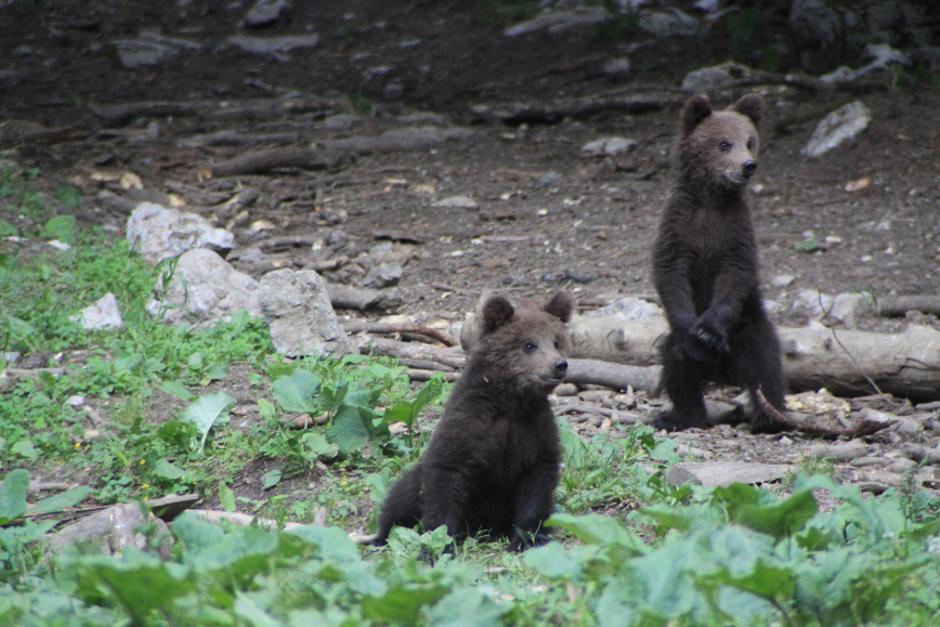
[{"x1": 4, "y1": 1, "x2": 939, "y2": 509}]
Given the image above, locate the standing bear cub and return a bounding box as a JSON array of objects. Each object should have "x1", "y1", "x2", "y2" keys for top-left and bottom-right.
[
  {"x1": 372, "y1": 292, "x2": 572, "y2": 551},
  {"x1": 652, "y1": 93, "x2": 787, "y2": 433}
]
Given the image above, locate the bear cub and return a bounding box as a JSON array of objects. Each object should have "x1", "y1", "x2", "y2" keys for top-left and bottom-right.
[
  {"x1": 652, "y1": 93, "x2": 787, "y2": 433},
  {"x1": 372, "y1": 292, "x2": 573, "y2": 551}
]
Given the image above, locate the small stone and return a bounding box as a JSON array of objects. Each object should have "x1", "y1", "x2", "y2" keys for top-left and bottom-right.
[
  {"x1": 66, "y1": 395, "x2": 85, "y2": 407},
  {"x1": 535, "y1": 171, "x2": 561, "y2": 188},
  {"x1": 361, "y1": 261, "x2": 403, "y2": 289},
  {"x1": 602, "y1": 57, "x2": 631, "y2": 78},
  {"x1": 884, "y1": 458, "x2": 918, "y2": 474},
  {"x1": 581, "y1": 136, "x2": 638, "y2": 157},
  {"x1": 772, "y1": 274, "x2": 795, "y2": 288},
  {"x1": 127, "y1": 202, "x2": 235, "y2": 265},
  {"x1": 228, "y1": 33, "x2": 320, "y2": 55},
  {"x1": 553, "y1": 383, "x2": 578, "y2": 397},
  {"x1": 806, "y1": 440, "x2": 868, "y2": 462},
  {"x1": 637, "y1": 8, "x2": 700, "y2": 38},
  {"x1": 503, "y1": 7, "x2": 611, "y2": 37},
  {"x1": 47, "y1": 239, "x2": 71, "y2": 251},
  {"x1": 244, "y1": 0, "x2": 289, "y2": 27},
  {"x1": 72, "y1": 293, "x2": 124, "y2": 331},
  {"x1": 851, "y1": 456, "x2": 887, "y2": 467},
  {"x1": 801, "y1": 101, "x2": 872, "y2": 159},
  {"x1": 894, "y1": 416, "x2": 924, "y2": 436},
  {"x1": 320, "y1": 114, "x2": 361, "y2": 130},
  {"x1": 681, "y1": 62, "x2": 750, "y2": 93},
  {"x1": 433, "y1": 195, "x2": 478, "y2": 210}
]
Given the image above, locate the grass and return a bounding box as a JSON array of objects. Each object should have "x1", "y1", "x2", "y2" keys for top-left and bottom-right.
[{"x1": 1, "y1": 166, "x2": 939, "y2": 625}]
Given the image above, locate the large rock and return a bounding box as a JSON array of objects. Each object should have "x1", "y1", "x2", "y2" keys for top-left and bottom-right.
[
  {"x1": 259, "y1": 269, "x2": 354, "y2": 357},
  {"x1": 127, "y1": 202, "x2": 235, "y2": 265},
  {"x1": 801, "y1": 101, "x2": 871, "y2": 158},
  {"x1": 637, "y1": 8, "x2": 700, "y2": 38},
  {"x1": 681, "y1": 62, "x2": 751, "y2": 94},
  {"x1": 147, "y1": 249, "x2": 261, "y2": 326},
  {"x1": 113, "y1": 32, "x2": 200, "y2": 70}
]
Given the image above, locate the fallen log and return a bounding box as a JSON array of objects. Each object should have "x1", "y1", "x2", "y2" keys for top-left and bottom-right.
[
  {"x1": 327, "y1": 283, "x2": 403, "y2": 312},
  {"x1": 92, "y1": 96, "x2": 337, "y2": 126},
  {"x1": 357, "y1": 336, "x2": 465, "y2": 370},
  {"x1": 565, "y1": 358, "x2": 661, "y2": 393},
  {"x1": 876, "y1": 295, "x2": 940, "y2": 317},
  {"x1": 343, "y1": 321, "x2": 457, "y2": 347},
  {"x1": 756, "y1": 389, "x2": 896, "y2": 437},
  {"x1": 470, "y1": 93, "x2": 674, "y2": 124},
  {"x1": 210, "y1": 126, "x2": 476, "y2": 176},
  {"x1": 568, "y1": 315, "x2": 940, "y2": 401}
]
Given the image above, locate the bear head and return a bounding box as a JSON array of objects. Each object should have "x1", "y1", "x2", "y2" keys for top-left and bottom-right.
[
  {"x1": 475, "y1": 291, "x2": 573, "y2": 395},
  {"x1": 678, "y1": 93, "x2": 763, "y2": 189}
]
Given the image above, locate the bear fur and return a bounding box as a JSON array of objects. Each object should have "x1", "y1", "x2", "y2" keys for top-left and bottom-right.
[
  {"x1": 372, "y1": 292, "x2": 573, "y2": 551},
  {"x1": 652, "y1": 93, "x2": 787, "y2": 433}
]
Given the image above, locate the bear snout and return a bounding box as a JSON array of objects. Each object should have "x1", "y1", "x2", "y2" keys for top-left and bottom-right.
[
  {"x1": 553, "y1": 359, "x2": 568, "y2": 377},
  {"x1": 742, "y1": 160, "x2": 758, "y2": 178}
]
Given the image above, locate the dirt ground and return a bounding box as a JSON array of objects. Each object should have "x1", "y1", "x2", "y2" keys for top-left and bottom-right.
[{"x1": 3, "y1": 1, "x2": 939, "y2": 501}]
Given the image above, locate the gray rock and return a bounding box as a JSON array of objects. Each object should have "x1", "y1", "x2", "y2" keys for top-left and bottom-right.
[
  {"x1": 73, "y1": 293, "x2": 123, "y2": 330},
  {"x1": 807, "y1": 440, "x2": 868, "y2": 461},
  {"x1": 637, "y1": 8, "x2": 700, "y2": 38},
  {"x1": 244, "y1": 0, "x2": 289, "y2": 27},
  {"x1": 681, "y1": 62, "x2": 750, "y2": 94},
  {"x1": 127, "y1": 202, "x2": 235, "y2": 265},
  {"x1": 147, "y1": 249, "x2": 261, "y2": 326},
  {"x1": 884, "y1": 458, "x2": 917, "y2": 474},
  {"x1": 829, "y1": 292, "x2": 874, "y2": 328},
  {"x1": 361, "y1": 261, "x2": 403, "y2": 289},
  {"x1": 772, "y1": 274, "x2": 795, "y2": 288},
  {"x1": 48, "y1": 504, "x2": 154, "y2": 555},
  {"x1": 581, "y1": 136, "x2": 638, "y2": 157},
  {"x1": 801, "y1": 100, "x2": 872, "y2": 158},
  {"x1": 433, "y1": 195, "x2": 478, "y2": 210},
  {"x1": 259, "y1": 269, "x2": 354, "y2": 357},
  {"x1": 666, "y1": 461, "x2": 793, "y2": 487},
  {"x1": 504, "y1": 7, "x2": 611, "y2": 37},
  {"x1": 113, "y1": 32, "x2": 200, "y2": 70},
  {"x1": 792, "y1": 288, "x2": 833, "y2": 317},
  {"x1": 535, "y1": 171, "x2": 561, "y2": 188},
  {"x1": 319, "y1": 114, "x2": 361, "y2": 131},
  {"x1": 228, "y1": 33, "x2": 320, "y2": 55},
  {"x1": 584, "y1": 297, "x2": 662, "y2": 321},
  {"x1": 602, "y1": 57, "x2": 631, "y2": 78}
]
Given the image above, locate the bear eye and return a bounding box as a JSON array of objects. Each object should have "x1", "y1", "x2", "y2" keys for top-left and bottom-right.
[
  {"x1": 522, "y1": 341, "x2": 538, "y2": 353},
  {"x1": 719, "y1": 140, "x2": 732, "y2": 152},
  {"x1": 553, "y1": 339, "x2": 561, "y2": 350},
  {"x1": 747, "y1": 137, "x2": 755, "y2": 150}
]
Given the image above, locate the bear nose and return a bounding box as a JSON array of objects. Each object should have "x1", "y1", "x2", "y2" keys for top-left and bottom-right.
[
  {"x1": 553, "y1": 359, "x2": 568, "y2": 376},
  {"x1": 742, "y1": 160, "x2": 758, "y2": 178}
]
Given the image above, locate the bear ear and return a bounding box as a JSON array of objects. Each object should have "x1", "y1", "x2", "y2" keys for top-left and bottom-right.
[
  {"x1": 680, "y1": 95, "x2": 712, "y2": 136},
  {"x1": 543, "y1": 291, "x2": 573, "y2": 323},
  {"x1": 482, "y1": 296, "x2": 514, "y2": 333},
  {"x1": 732, "y1": 93, "x2": 763, "y2": 126}
]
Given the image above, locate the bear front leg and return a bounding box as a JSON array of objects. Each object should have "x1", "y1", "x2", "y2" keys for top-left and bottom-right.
[
  {"x1": 372, "y1": 466, "x2": 422, "y2": 546},
  {"x1": 509, "y1": 459, "x2": 559, "y2": 552},
  {"x1": 419, "y1": 463, "x2": 471, "y2": 542}
]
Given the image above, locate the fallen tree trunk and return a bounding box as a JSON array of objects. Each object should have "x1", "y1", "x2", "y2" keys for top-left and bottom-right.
[
  {"x1": 327, "y1": 283, "x2": 403, "y2": 312},
  {"x1": 565, "y1": 358, "x2": 661, "y2": 393},
  {"x1": 470, "y1": 93, "x2": 673, "y2": 124},
  {"x1": 92, "y1": 96, "x2": 337, "y2": 126},
  {"x1": 876, "y1": 295, "x2": 940, "y2": 317},
  {"x1": 568, "y1": 315, "x2": 940, "y2": 401}
]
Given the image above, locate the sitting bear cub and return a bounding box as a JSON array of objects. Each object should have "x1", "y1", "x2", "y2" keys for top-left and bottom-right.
[{"x1": 372, "y1": 292, "x2": 572, "y2": 551}]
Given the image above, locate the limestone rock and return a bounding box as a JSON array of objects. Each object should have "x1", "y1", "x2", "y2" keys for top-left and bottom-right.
[
  {"x1": 503, "y1": 7, "x2": 611, "y2": 37},
  {"x1": 228, "y1": 33, "x2": 320, "y2": 55},
  {"x1": 681, "y1": 62, "x2": 751, "y2": 94},
  {"x1": 806, "y1": 440, "x2": 869, "y2": 462},
  {"x1": 581, "y1": 136, "x2": 638, "y2": 157},
  {"x1": 147, "y1": 249, "x2": 261, "y2": 326},
  {"x1": 244, "y1": 0, "x2": 289, "y2": 27},
  {"x1": 361, "y1": 261, "x2": 403, "y2": 289},
  {"x1": 433, "y1": 195, "x2": 478, "y2": 210},
  {"x1": 259, "y1": 269, "x2": 354, "y2": 357},
  {"x1": 666, "y1": 461, "x2": 793, "y2": 487},
  {"x1": 801, "y1": 101, "x2": 872, "y2": 158},
  {"x1": 127, "y1": 202, "x2": 235, "y2": 265},
  {"x1": 637, "y1": 8, "x2": 700, "y2": 38},
  {"x1": 73, "y1": 293, "x2": 123, "y2": 330}
]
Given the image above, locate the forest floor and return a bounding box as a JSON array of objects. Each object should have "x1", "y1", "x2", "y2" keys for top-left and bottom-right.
[{"x1": 2, "y1": 0, "x2": 940, "y2": 517}]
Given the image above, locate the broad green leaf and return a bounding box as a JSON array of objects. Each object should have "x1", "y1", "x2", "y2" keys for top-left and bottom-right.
[
  {"x1": 205, "y1": 362, "x2": 228, "y2": 382},
  {"x1": 327, "y1": 403, "x2": 373, "y2": 454},
  {"x1": 640, "y1": 505, "x2": 694, "y2": 533},
  {"x1": 428, "y1": 588, "x2": 506, "y2": 627},
  {"x1": 0, "y1": 469, "x2": 29, "y2": 523},
  {"x1": 262, "y1": 469, "x2": 282, "y2": 490},
  {"x1": 700, "y1": 558, "x2": 796, "y2": 600},
  {"x1": 257, "y1": 398, "x2": 277, "y2": 421},
  {"x1": 54, "y1": 184, "x2": 82, "y2": 209},
  {"x1": 287, "y1": 525, "x2": 361, "y2": 561},
  {"x1": 596, "y1": 577, "x2": 637, "y2": 627},
  {"x1": 219, "y1": 483, "x2": 236, "y2": 512},
  {"x1": 181, "y1": 391, "x2": 235, "y2": 451},
  {"x1": 154, "y1": 459, "x2": 188, "y2": 481},
  {"x1": 523, "y1": 541, "x2": 582, "y2": 579},
  {"x1": 65, "y1": 550, "x2": 192, "y2": 624},
  {"x1": 362, "y1": 583, "x2": 449, "y2": 623},
  {"x1": 382, "y1": 376, "x2": 443, "y2": 428},
  {"x1": 10, "y1": 439, "x2": 39, "y2": 460},
  {"x1": 160, "y1": 380, "x2": 195, "y2": 401},
  {"x1": 41, "y1": 214, "x2": 77, "y2": 244},
  {"x1": 33, "y1": 486, "x2": 91, "y2": 514},
  {"x1": 546, "y1": 513, "x2": 638, "y2": 548},
  {"x1": 734, "y1": 489, "x2": 817, "y2": 539},
  {"x1": 234, "y1": 593, "x2": 278, "y2": 627},
  {"x1": 300, "y1": 431, "x2": 339, "y2": 461},
  {"x1": 272, "y1": 369, "x2": 321, "y2": 413}
]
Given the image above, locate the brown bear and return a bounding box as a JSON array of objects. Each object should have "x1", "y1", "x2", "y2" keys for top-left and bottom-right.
[
  {"x1": 652, "y1": 93, "x2": 787, "y2": 433},
  {"x1": 372, "y1": 292, "x2": 572, "y2": 551}
]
